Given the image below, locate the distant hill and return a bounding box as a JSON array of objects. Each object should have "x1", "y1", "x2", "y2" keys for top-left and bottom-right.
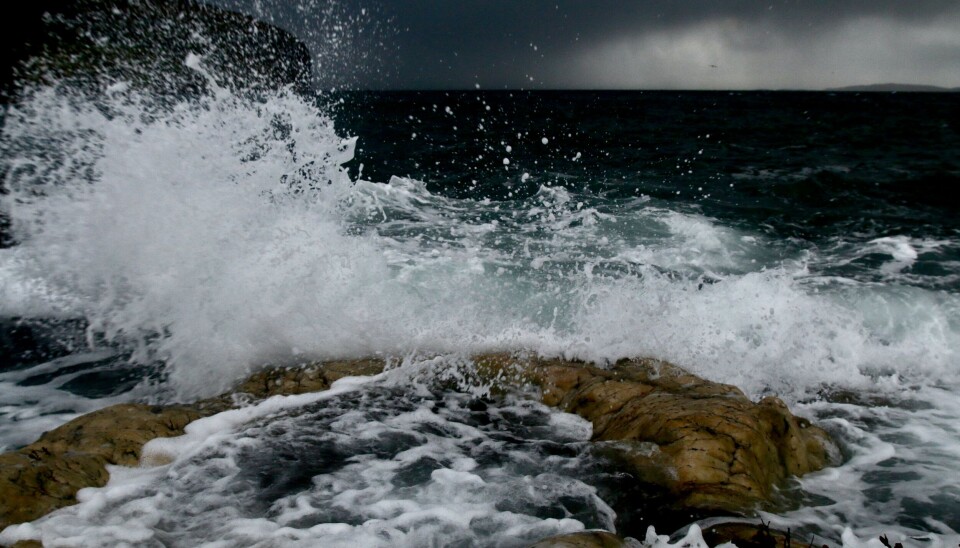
[{"x1": 827, "y1": 83, "x2": 959, "y2": 92}]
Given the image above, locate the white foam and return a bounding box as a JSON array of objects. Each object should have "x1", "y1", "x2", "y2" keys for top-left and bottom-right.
[
  {"x1": 3, "y1": 85, "x2": 959, "y2": 403},
  {"x1": 758, "y1": 386, "x2": 960, "y2": 546},
  {"x1": 816, "y1": 235, "x2": 956, "y2": 288},
  {"x1": 642, "y1": 523, "x2": 710, "y2": 548},
  {"x1": 0, "y1": 248, "x2": 82, "y2": 316},
  {"x1": 0, "y1": 351, "x2": 144, "y2": 450},
  {"x1": 0, "y1": 371, "x2": 613, "y2": 547},
  {"x1": 864, "y1": 235, "x2": 931, "y2": 274}
]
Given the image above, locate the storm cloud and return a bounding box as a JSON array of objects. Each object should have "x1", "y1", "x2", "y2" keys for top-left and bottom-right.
[{"x1": 211, "y1": 0, "x2": 960, "y2": 89}]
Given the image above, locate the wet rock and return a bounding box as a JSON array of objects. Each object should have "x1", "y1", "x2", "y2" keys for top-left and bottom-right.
[
  {"x1": 814, "y1": 387, "x2": 934, "y2": 411},
  {"x1": 10, "y1": 541, "x2": 43, "y2": 548},
  {"x1": 232, "y1": 359, "x2": 385, "y2": 399},
  {"x1": 0, "y1": 355, "x2": 836, "y2": 534},
  {"x1": 2, "y1": 0, "x2": 313, "y2": 102},
  {"x1": 0, "y1": 359, "x2": 383, "y2": 531},
  {"x1": 528, "y1": 530, "x2": 630, "y2": 547},
  {"x1": 0, "y1": 317, "x2": 88, "y2": 372},
  {"x1": 474, "y1": 354, "x2": 840, "y2": 515},
  {"x1": 0, "y1": 403, "x2": 206, "y2": 530},
  {"x1": 701, "y1": 521, "x2": 810, "y2": 548}
]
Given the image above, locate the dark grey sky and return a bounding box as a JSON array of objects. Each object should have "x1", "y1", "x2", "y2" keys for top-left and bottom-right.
[{"x1": 211, "y1": 0, "x2": 960, "y2": 90}]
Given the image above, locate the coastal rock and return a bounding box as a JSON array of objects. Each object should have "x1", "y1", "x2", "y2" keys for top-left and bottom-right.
[
  {"x1": 0, "y1": 317, "x2": 87, "y2": 373},
  {"x1": 0, "y1": 356, "x2": 836, "y2": 534},
  {"x1": 2, "y1": 0, "x2": 313, "y2": 101},
  {"x1": 0, "y1": 359, "x2": 383, "y2": 531},
  {"x1": 528, "y1": 530, "x2": 630, "y2": 547},
  {"x1": 475, "y1": 354, "x2": 839, "y2": 515},
  {"x1": 232, "y1": 358, "x2": 385, "y2": 399},
  {"x1": 0, "y1": 403, "x2": 208, "y2": 530},
  {"x1": 701, "y1": 521, "x2": 810, "y2": 548},
  {"x1": 1, "y1": 0, "x2": 314, "y2": 252},
  {"x1": 9, "y1": 541, "x2": 42, "y2": 548}
]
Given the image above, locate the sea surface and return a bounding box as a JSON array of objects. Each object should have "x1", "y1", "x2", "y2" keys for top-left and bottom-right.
[{"x1": 1, "y1": 82, "x2": 959, "y2": 546}]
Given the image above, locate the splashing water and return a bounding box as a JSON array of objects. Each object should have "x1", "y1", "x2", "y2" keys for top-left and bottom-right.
[
  {"x1": 3, "y1": 83, "x2": 958, "y2": 400},
  {"x1": 3, "y1": 70, "x2": 960, "y2": 545}
]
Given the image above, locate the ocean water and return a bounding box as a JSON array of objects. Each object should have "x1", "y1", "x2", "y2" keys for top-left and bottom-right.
[{"x1": 1, "y1": 73, "x2": 959, "y2": 546}]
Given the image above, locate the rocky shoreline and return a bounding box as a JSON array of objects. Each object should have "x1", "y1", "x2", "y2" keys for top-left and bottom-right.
[
  {"x1": 2, "y1": 0, "x2": 313, "y2": 102},
  {"x1": 0, "y1": 355, "x2": 839, "y2": 546}
]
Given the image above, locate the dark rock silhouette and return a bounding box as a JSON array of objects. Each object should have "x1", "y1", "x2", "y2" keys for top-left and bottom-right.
[{"x1": 1, "y1": 0, "x2": 312, "y2": 102}]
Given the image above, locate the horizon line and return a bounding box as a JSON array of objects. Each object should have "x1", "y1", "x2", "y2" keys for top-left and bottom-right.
[{"x1": 327, "y1": 86, "x2": 960, "y2": 93}]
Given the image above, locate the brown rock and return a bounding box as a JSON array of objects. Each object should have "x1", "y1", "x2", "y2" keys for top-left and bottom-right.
[
  {"x1": 0, "y1": 403, "x2": 206, "y2": 530},
  {"x1": 231, "y1": 359, "x2": 385, "y2": 399},
  {"x1": 528, "y1": 530, "x2": 629, "y2": 548},
  {"x1": 475, "y1": 354, "x2": 839, "y2": 515},
  {"x1": 10, "y1": 541, "x2": 44, "y2": 548},
  {"x1": 702, "y1": 521, "x2": 811, "y2": 548},
  {"x1": 0, "y1": 354, "x2": 836, "y2": 535},
  {"x1": 0, "y1": 359, "x2": 386, "y2": 531}
]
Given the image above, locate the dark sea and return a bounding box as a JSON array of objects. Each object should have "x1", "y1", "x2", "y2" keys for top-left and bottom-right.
[{"x1": 1, "y1": 86, "x2": 959, "y2": 546}]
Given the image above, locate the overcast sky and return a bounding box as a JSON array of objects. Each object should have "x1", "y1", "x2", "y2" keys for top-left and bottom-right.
[{"x1": 212, "y1": 0, "x2": 960, "y2": 90}]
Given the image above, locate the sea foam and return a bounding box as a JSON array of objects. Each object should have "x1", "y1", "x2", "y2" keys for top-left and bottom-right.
[
  {"x1": 4, "y1": 76, "x2": 960, "y2": 547},
  {"x1": 3, "y1": 82, "x2": 959, "y2": 401}
]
